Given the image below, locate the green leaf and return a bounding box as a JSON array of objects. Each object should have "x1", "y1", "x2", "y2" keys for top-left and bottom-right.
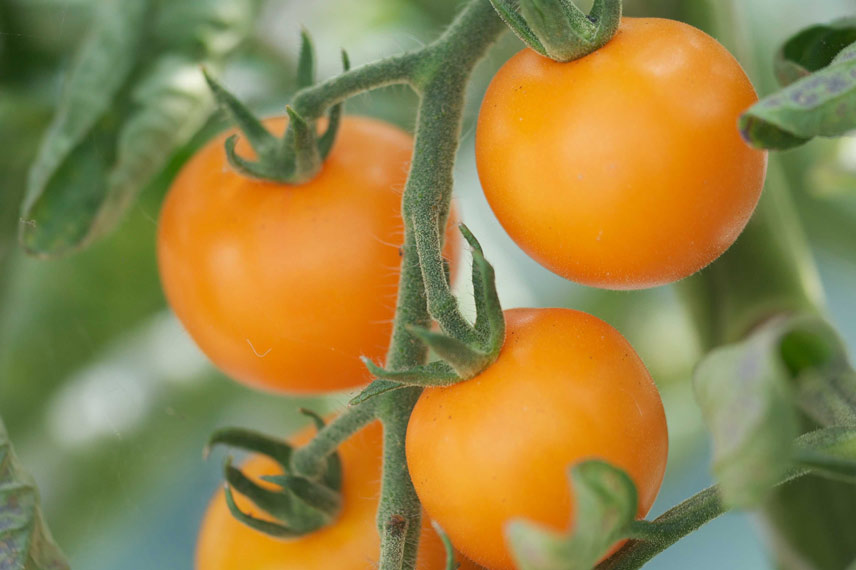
[
  {"x1": 507, "y1": 461, "x2": 638, "y2": 570},
  {"x1": 778, "y1": 316, "x2": 856, "y2": 427},
  {"x1": 693, "y1": 320, "x2": 799, "y2": 509},
  {"x1": 0, "y1": 419, "x2": 70, "y2": 570},
  {"x1": 21, "y1": 0, "x2": 253, "y2": 257},
  {"x1": 740, "y1": 40, "x2": 856, "y2": 150},
  {"x1": 154, "y1": 0, "x2": 253, "y2": 59},
  {"x1": 775, "y1": 19, "x2": 856, "y2": 86},
  {"x1": 21, "y1": 0, "x2": 149, "y2": 255}
]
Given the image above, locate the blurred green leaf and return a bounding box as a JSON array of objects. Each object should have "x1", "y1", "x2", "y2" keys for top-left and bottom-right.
[
  {"x1": 694, "y1": 320, "x2": 799, "y2": 510},
  {"x1": 20, "y1": 0, "x2": 253, "y2": 257},
  {"x1": 780, "y1": 317, "x2": 856, "y2": 427},
  {"x1": 740, "y1": 39, "x2": 856, "y2": 150},
  {"x1": 507, "y1": 461, "x2": 638, "y2": 570},
  {"x1": 0, "y1": 418, "x2": 69, "y2": 570},
  {"x1": 694, "y1": 313, "x2": 856, "y2": 509},
  {"x1": 775, "y1": 18, "x2": 856, "y2": 87}
]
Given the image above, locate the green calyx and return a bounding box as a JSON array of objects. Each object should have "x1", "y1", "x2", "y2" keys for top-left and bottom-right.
[
  {"x1": 354, "y1": 225, "x2": 506, "y2": 402},
  {"x1": 490, "y1": 0, "x2": 622, "y2": 62},
  {"x1": 203, "y1": 30, "x2": 349, "y2": 184},
  {"x1": 205, "y1": 411, "x2": 344, "y2": 538}
]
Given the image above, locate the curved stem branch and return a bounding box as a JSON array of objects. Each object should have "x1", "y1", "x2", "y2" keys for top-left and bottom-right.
[
  {"x1": 289, "y1": 399, "x2": 379, "y2": 478},
  {"x1": 291, "y1": 53, "x2": 419, "y2": 119},
  {"x1": 598, "y1": 467, "x2": 816, "y2": 570}
]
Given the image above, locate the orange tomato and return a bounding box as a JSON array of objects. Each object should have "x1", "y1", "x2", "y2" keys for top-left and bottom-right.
[
  {"x1": 475, "y1": 18, "x2": 767, "y2": 289},
  {"x1": 158, "y1": 116, "x2": 460, "y2": 393},
  {"x1": 197, "y1": 420, "x2": 482, "y2": 569},
  {"x1": 406, "y1": 308, "x2": 669, "y2": 569}
]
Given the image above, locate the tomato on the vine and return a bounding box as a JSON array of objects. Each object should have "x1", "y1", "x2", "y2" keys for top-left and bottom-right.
[
  {"x1": 406, "y1": 308, "x2": 669, "y2": 570},
  {"x1": 158, "y1": 116, "x2": 460, "y2": 393},
  {"x1": 475, "y1": 18, "x2": 767, "y2": 290},
  {"x1": 196, "y1": 420, "x2": 481, "y2": 569}
]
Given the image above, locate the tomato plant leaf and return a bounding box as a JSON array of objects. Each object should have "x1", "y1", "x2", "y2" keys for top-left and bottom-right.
[
  {"x1": 693, "y1": 320, "x2": 799, "y2": 510},
  {"x1": 20, "y1": 0, "x2": 148, "y2": 255},
  {"x1": 779, "y1": 316, "x2": 856, "y2": 427},
  {"x1": 507, "y1": 461, "x2": 638, "y2": 570},
  {"x1": 740, "y1": 39, "x2": 856, "y2": 150},
  {"x1": 21, "y1": 0, "x2": 253, "y2": 257},
  {"x1": 775, "y1": 19, "x2": 856, "y2": 87},
  {"x1": 0, "y1": 419, "x2": 70, "y2": 570}
]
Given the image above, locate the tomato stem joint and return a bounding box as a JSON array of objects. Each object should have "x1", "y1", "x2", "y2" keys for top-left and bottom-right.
[
  {"x1": 353, "y1": 225, "x2": 506, "y2": 402},
  {"x1": 489, "y1": 0, "x2": 622, "y2": 63},
  {"x1": 202, "y1": 30, "x2": 349, "y2": 184},
  {"x1": 205, "y1": 413, "x2": 344, "y2": 538}
]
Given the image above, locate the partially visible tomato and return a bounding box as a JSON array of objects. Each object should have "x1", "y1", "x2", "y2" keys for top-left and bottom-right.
[
  {"x1": 475, "y1": 18, "x2": 767, "y2": 289},
  {"x1": 406, "y1": 308, "x2": 669, "y2": 569},
  {"x1": 158, "y1": 116, "x2": 460, "y2": 393},
  {"x1": 196, "y1": 420, "x2": 481, "y2": 569}
]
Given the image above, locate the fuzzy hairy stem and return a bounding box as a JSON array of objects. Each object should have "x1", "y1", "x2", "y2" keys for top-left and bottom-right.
[
  {"x1": 289, "y1": 400, "x2": 379, "y2": 478},
  {"x1": 373, "y1": 3, "x2": 507, "y2": 568},
  {"x1": 290, "y1": 54, "x2": 419, "y2": 119},
  {"x1": 284, "y1": 2, "x2": 507, "y2": 569}
]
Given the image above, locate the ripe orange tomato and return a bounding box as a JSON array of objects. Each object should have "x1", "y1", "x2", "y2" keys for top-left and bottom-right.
[
  {"x1": 406, "y1": 308, "x2": 669, "y2": 569},
  {"x1": 197, "y1": 420, "x2": 482, "y2": 569},
  {"x1": 158, "y1": 116, "x2": 460, "y2": 393},
  {"x1": 475, "y1": 18, "x2": 767, "y2": 290}
]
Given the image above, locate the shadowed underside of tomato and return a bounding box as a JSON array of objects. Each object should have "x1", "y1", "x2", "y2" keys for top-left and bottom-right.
[
  {"x1": 406, "y1": 308, "x2": 669, "y2": 569},
  {"x1": 195, "y1": 420, "x2": 482, "y2": 569},
  {"x1": 157, "y1": 116, "x2": 460, "y2": 393},
  {"x1": 476, "y1": 17, "x2": 767, "y2": 290}
]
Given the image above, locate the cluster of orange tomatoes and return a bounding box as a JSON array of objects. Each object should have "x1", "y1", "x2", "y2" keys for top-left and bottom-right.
[{"x1": 157, "y1": 18, "x2": 766, "y2": 570}]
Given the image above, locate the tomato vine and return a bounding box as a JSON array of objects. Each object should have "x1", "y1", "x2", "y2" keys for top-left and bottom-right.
[{"x1": 8, "y1": 0, "x2": 856, "y2": 568}]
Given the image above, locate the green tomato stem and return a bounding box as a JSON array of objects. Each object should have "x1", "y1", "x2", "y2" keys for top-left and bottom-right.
[
  {"x1": 286, "y1": 2, "x2": 507, "y2": 568},
  {"x1": 289, "y1": 399, "x2": 379, "y2": 479}
]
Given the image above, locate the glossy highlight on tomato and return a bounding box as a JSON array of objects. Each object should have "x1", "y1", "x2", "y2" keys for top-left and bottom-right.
[
  {"x1": 158, "y1": 116, "x2": 460, "y2": 393},
  {"x1": 196, "y1": 420, "x2": 482, "y2": 569},
  {"x1": 406, "y1": 308, "x2": 669, "y2": 569},
  {"x1": 476, "y1": 18, "x2": 767, "y2": 289}
]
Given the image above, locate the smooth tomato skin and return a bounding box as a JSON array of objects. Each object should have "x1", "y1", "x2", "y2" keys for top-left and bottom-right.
[
  {"x1": 196, "y1": 420, "x2": 482, "y2": 570},
  {"x1": 158, "y1": 116, "x2": 459, "y2": 393},
  {"x1": 475, "y1": 18, "x2": 767, "y2": 289},
  {"x1": 406, "y1": 308, "x2": 669, "y2": 569}
]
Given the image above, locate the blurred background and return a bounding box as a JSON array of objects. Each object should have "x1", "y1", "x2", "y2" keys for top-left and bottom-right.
[{"x1": 1, "y1": 0, "x2": 855, "y2": 568}]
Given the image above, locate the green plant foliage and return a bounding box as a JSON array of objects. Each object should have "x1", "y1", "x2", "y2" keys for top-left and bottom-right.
[
  {"x1": 20, "y1": 0, "x2": 253, "y2": 257},
  {"x1": 774, "y1": 18, "x2": 856, "y2": 87},
  {"x1": 695, "y1": 313, "x2": 856, "y2": 510},
  {"x1": 506, "y1": 461, "x2": 638, "y2": 570},
  {"x1": 693, "y1": 319, "x2": 800, "y2": 509},
  {"x1": 779, "y1": 316, "x2": 856, "y2": 427},
  {"x1": 0, "y1": 418, "x2": 69, "y2": 570},
  {"x1": 740, "y1": 27, "x2": 856, "y2": 150}
]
